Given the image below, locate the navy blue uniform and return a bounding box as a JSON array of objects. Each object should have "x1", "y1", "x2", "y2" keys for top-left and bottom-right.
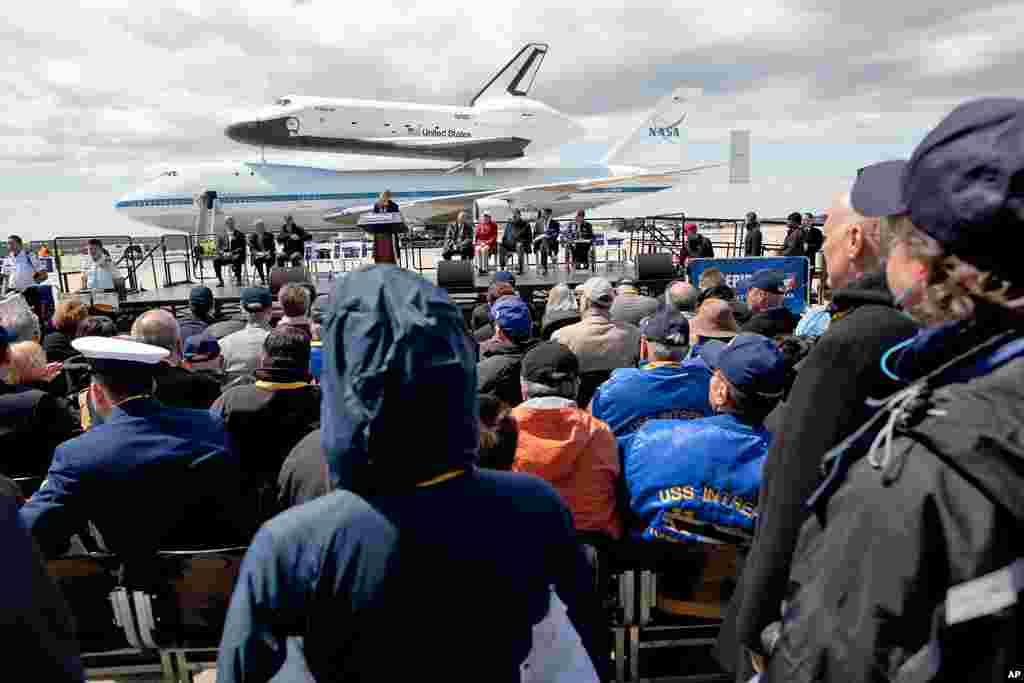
[
  {"x1": 20, "y1": 398, "x2": 253, "y2": 558},
  {"x1": 218, "y1": 468, "x2": 600, "y2": 683}
]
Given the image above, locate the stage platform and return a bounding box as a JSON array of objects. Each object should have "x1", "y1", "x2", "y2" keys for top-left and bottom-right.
[{"x1": 121, "y1": 261, "x2": 647, "y2": 315}]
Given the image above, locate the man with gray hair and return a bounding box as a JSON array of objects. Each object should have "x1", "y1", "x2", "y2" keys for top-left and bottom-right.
[
  {"x1": 666, "y1": 280, "x2": 700, "y2": 317},
  {"x1": 552, "y1": 277, "x2": 640, "y2": 373},
  {"x1": 589, "y1": 308, "x2": 714, "y2": 455},
  {"x1": 131, "y1": 308, "x2": 221, "y2": 409},
  {"x1": 719, "y1": 163, "x2": 919, "y2": 678},
  {"x1": 219, "y1": 287, "x2": 273, "y2": 377},
  {"x1": 0, "y1": 307, "x2": 41, "y2": 343},
  {"x1": 248, "y1": 219, "x2": 277, "y2": 285}
]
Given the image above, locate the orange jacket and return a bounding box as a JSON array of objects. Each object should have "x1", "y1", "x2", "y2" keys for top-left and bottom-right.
[{"x1": 511, "y1": 398, "x2": 623, "y2": 539}]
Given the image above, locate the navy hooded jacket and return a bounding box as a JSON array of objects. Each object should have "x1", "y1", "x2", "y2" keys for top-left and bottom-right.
[{"x1": 217, "y1": 266, "x2": 605, "y2": 682}]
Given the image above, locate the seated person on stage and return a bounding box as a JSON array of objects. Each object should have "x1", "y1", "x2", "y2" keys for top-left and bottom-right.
[
  {"x1": 220, "y1": 287, "x2": 273, "y2": 377},
  {"x1": 131, "y1": 309, "x2": 222, "y2": 410},
  {"x1": 214, "y1": 216, "x2": 247, "y2": 287},
  {"x1": 216, "y1": 266, "x2": 606, "y2": 682},
  {"x1": 442, "y1": 211, "x2": 475, "y2": 261},
  {"x1": 20, "y1": 336, "x2": 252, "y2": 558},
  {"x1": 277, "y1": 283, "x2": 313, "y2": 338},
  {"x1": 275, "y1": 215, "x2": 312, "y2": 268},
  {"x1": 511, "y1": 341, "x2": 623, "y2": 540},
  {"x1": 372, "y1": 189, "x2": 399, "y2": 213},
  {"x1": 499, "y1": 209, "x2": 532, "y2": 275},
  {"x1": 534, "y1": 207, "x2": 561, "y2": 274},
  {"x1": 85, "y1": 238, "x2": 118, "y2": 291},
  {"x1": 247, "y1": 219, "x2": 277, "y2": 285},
  {"x1": 474, "y1": 212, "x2": 498, "y2": 275},
  {"x1": 212, "y1": 327, "x2": 320, "y2": 501},
  {"x1": 741, "y1": 269, "x2": 800, "y2": 338},
  {"x1": 589, "y1": 308, "x2": 713, "y2": 455},
  {"x1": 561, "y1": 209, "x2": 595, "y2": 269},
  {"x1": 624, "y1": 334, "x2": 786, "y2": 544}
]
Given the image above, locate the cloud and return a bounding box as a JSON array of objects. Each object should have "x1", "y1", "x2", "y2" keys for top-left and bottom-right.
[{"x1": 1, "y1": 0, "x2": 1020, "y2": 213}]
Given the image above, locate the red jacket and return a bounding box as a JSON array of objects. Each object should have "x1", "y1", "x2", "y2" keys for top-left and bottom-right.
[{"x1": 475, "y1": 220, "x2": 498, "y2": 248}]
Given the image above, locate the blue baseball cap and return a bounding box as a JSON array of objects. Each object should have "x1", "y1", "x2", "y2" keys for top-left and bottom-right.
[
  {"x1": 640, "y1": 307, "x2": 689, "y2": 346},
  {"x1": 747, "y1": 269, "x2": 786, "y2": 294},
  {"x1": 241, "y1": 287, "x2": 273, "y2": 311},
  {"x1": 491, "y1": 295, "x2": 531, "y2": 339},
  {"x1": 700, "y1": 333, "x2": 787, "y2": 399},
  {"x1": 189, "y1": 286, "x2": 214, "y2": 310},
  {"x1": 183, "y1": 334, "x2": 221, "y2": 361},
  {"x1": 850, "y1": 160, "x2": 908, "y2": 218},
  {"x1": 493, "y1": 271, "x2": 516, "y2": 286}
]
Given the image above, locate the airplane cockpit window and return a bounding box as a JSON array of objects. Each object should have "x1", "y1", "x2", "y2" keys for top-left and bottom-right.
[
  {"x1": 275, "y1": 98, "x2": 292, "y2": 106},
  {"x1": 160, "y1": 171, "x2": 178, "y2": 177}
]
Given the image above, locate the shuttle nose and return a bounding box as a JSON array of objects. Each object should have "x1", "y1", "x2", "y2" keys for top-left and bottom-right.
[{"x1": 225, "y1": 116, "x2": 294, "y2": 148}]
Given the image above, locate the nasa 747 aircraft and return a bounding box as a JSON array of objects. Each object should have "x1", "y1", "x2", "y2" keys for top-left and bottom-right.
[
  {"x1": 225, "y1": 43, "x2": 582, "y2": 166},
  {"x1": 117, "y1": 83, "x2": 718, "y2": 230}
]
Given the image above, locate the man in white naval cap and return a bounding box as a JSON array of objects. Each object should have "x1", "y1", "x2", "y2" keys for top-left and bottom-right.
[{"x1": 20, "y1": 336, "x2": 254, "y2": 559}]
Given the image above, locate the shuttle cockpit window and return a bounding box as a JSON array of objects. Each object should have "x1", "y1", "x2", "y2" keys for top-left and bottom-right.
[{"x1": 275, "y1": 98, "x2": 292, "y2": 106}]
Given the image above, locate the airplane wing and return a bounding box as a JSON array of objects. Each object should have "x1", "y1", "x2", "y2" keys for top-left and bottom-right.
[{"x1": 323, "y1": 163, "x2": 723, "y2": 225}]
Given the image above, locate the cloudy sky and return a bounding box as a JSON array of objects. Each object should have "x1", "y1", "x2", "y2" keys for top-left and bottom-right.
[{"x1": 2, "y1": 0, "x2": 1020, "y2": 238}]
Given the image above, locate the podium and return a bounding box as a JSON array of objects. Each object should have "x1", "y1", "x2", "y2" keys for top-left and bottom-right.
[{"x1": 357, "y1": 212, "x2": 408, "y2": 265}]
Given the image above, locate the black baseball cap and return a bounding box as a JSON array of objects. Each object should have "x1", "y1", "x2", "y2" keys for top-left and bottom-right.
[
  {"x1": 521, "y1": 341, "x2": 579, "y2": 385},
  {"x1": 640, "y1": 308, "x2": 690, "y2": 346},
  {"x1": 853, "y1": 98, "x2": 1024, "y2": 280}
]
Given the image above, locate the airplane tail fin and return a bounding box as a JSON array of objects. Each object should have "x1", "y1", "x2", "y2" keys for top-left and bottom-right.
[
  {"x1": 603, "y1": 86, "x2": 701, "y2": 169},
  {"x1": 468, "y1": 43, "x2": 549, "y2": 106}
]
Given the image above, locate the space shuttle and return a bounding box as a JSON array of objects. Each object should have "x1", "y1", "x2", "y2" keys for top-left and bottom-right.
[{"x1": 225, "y1": 43, "x2": 584, "y2": 169}]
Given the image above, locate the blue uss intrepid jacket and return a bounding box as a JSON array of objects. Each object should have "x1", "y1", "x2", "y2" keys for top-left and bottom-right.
[
  {"x1": 589, "y1": 360, "x2": 713, "y2": 455},
  {"x1": 624, "y1": 414, "x2": 771, "y2": 543}
]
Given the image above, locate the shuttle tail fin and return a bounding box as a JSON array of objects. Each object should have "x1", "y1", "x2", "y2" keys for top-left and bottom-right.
[
  {"x1": 468, "y1": 43, "x2": 549, "y2": 106},
  {"x1": 603, "y1": 86, "x2": 701, "y2": 169}
]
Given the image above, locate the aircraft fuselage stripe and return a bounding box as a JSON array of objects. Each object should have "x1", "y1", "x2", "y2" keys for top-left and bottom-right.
[{"x1": 114, "y1": 186, "x2": 671, "y2": 209}]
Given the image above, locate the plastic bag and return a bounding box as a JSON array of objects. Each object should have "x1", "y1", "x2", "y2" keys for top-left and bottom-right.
[{"x1": 521, "y1": 588, "x2": 599, "y2": 683}]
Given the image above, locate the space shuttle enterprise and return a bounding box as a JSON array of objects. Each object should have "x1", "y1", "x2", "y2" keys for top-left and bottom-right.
[{"x1": 225, "y1": 43, "x2": 584, "y2": 168}]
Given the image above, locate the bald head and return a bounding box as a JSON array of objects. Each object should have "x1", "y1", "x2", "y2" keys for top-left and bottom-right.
[
  {"x1": 131, "y1": 309, "x2": 181, "y2": 364},
  {"x1": 667, "y1": 281, "x2": 699, "y2": 313},
  {"x1": 822, "y1": 192, "x2": 883, "y2": 290},
  {"x1": 690, "y1": 298, "x2": 738, "y2": 344}
]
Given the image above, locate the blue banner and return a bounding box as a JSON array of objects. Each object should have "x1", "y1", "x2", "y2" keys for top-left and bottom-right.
[{"x1": 687, "y1": 257, "x2": 810, "y2": 316}]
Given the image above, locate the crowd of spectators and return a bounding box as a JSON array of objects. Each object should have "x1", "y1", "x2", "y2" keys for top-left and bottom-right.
[{"x1": 0, "y1": 96, "x2": 1021, "y2": 682}]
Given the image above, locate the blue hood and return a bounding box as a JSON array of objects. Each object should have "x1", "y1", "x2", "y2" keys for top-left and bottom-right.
[{"x1": 320, "y1": 266, "x2": 479, "y2": 494}]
